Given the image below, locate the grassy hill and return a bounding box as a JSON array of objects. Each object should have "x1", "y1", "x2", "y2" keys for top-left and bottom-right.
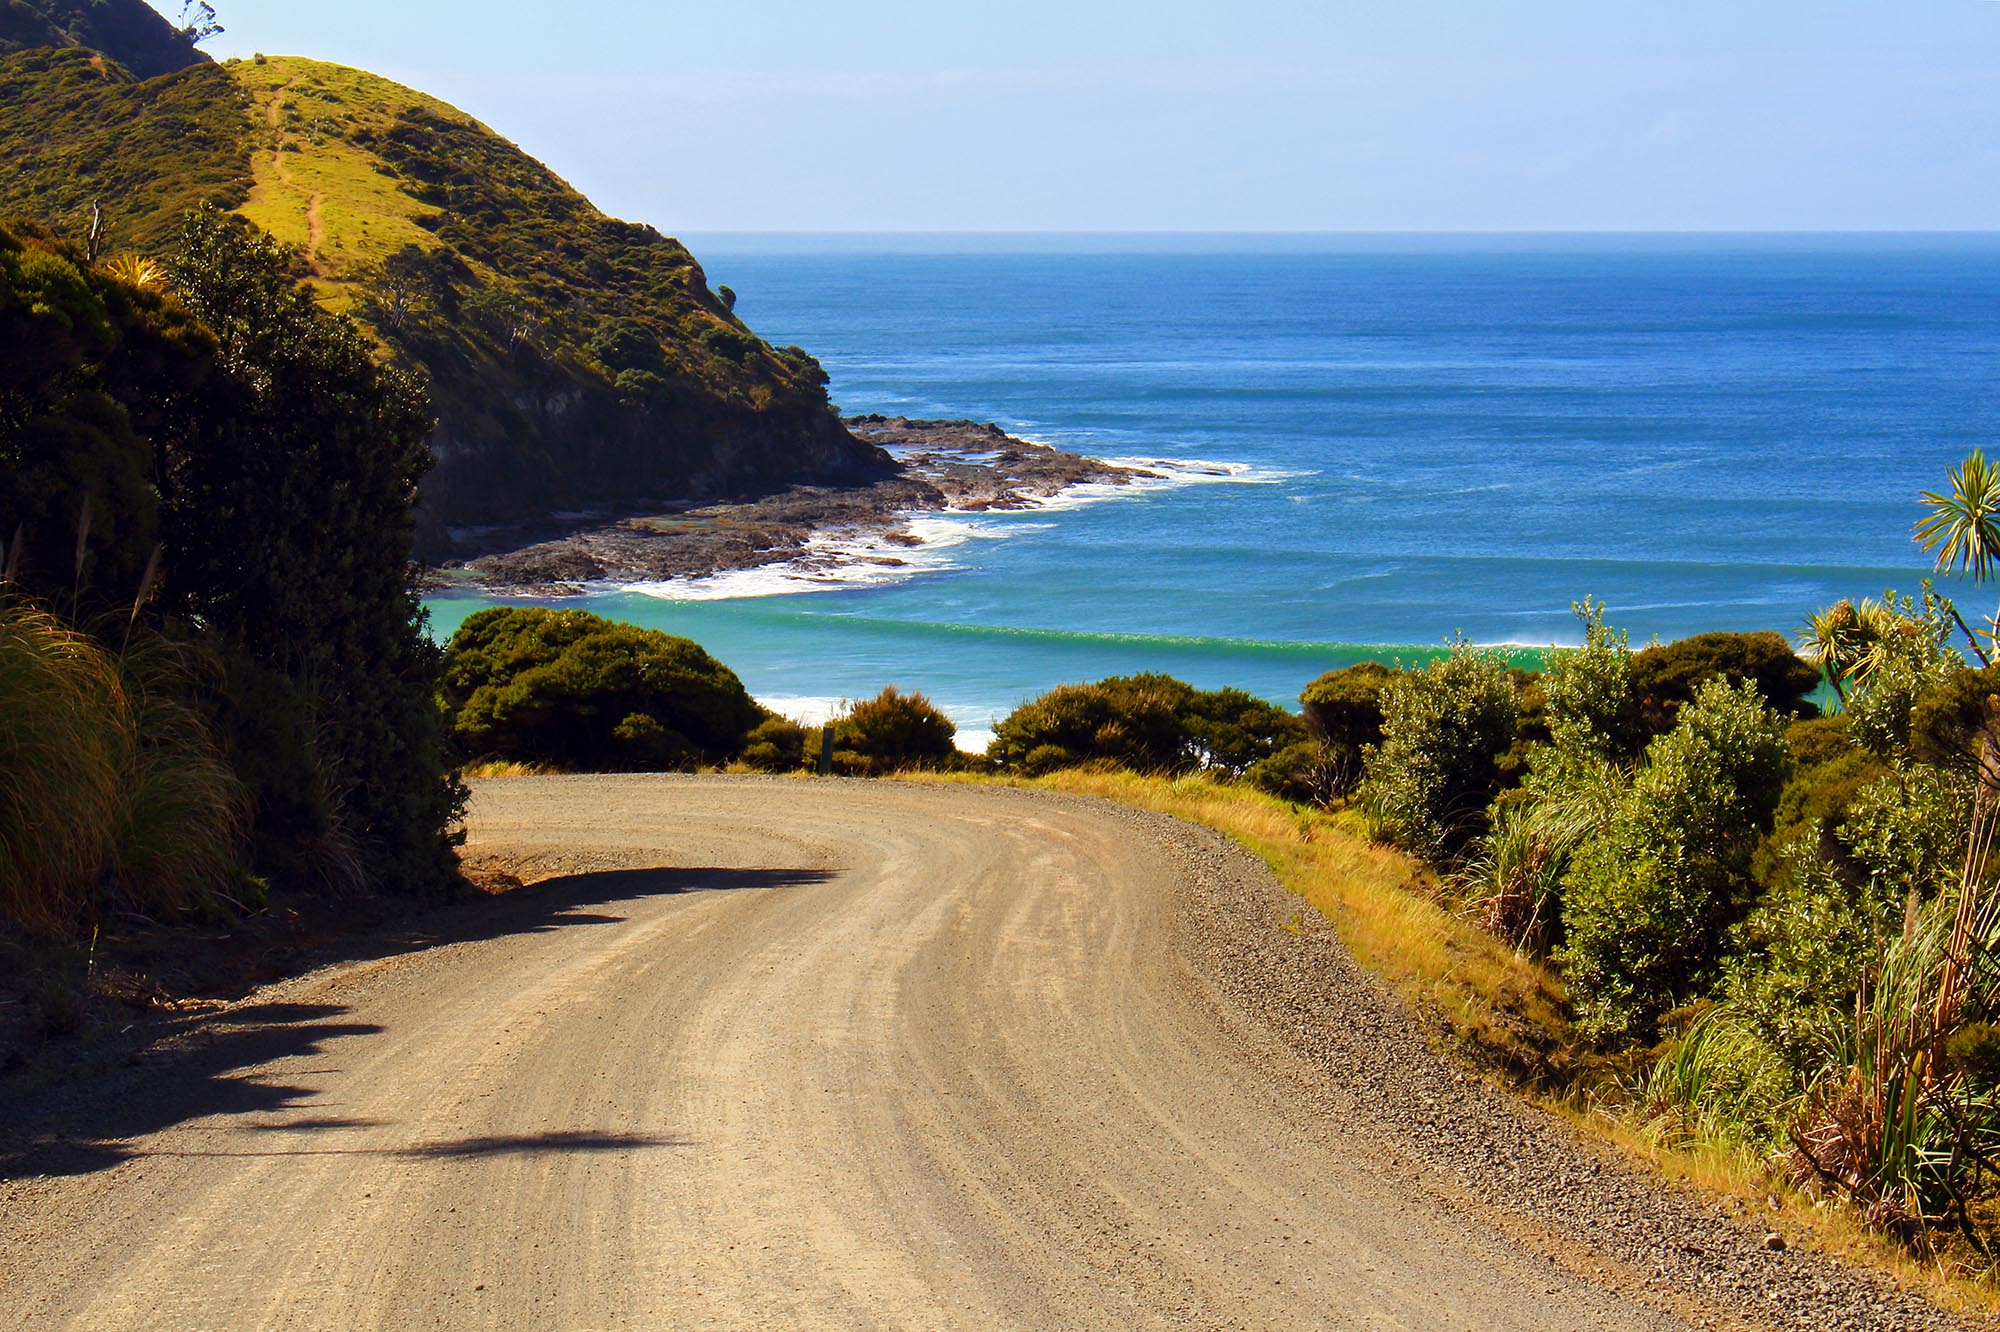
[
  {"x1": 0, "y1": 0, "x2": 207, "y2": 80},
  {"x1": 0, "y1": 40, "x2": 887, "y2": 555}
]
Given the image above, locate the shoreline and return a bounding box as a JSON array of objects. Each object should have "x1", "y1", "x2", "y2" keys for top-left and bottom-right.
[{"x1": 427, "y1": 417, "x2": 1164, "y2": 598}]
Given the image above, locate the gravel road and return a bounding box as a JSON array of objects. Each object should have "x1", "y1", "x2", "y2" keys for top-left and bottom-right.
[{"x1": 0, "y1": 776, "x2": 1977, "y2": 1329}]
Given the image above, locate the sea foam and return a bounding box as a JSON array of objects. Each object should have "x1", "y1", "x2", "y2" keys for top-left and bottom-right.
[{"x1": 620, "y1": 454, "x2": 1294, "y2": 602}]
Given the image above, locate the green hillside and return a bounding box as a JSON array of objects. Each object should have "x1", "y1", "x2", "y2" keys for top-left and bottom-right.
[
  {"x1": 0, "y1": 0, "x2": 207, "y2": 79},
  {"x1": 0, "y1": 39, "x2": 887, "y2": 555}
]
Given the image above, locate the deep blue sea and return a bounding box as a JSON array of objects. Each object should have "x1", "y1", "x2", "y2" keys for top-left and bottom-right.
[{"x1": 427, "y1": 235, "x2": 2000, "y2": 745}]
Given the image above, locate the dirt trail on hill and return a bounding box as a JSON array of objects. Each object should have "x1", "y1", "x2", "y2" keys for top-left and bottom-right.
[{"x1": 0, "y1": 778, "x2": 1958, "y2": 1330}]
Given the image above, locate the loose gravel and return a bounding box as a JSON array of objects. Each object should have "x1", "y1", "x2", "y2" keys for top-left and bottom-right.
[{"x1": 1104, "y1": 796, "x2": 1986, "y2": 1332}]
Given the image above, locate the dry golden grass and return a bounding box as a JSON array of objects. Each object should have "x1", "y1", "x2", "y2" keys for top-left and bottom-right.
[{"x1": 459, "y1": 759, "x2": 548, "y2": 780}]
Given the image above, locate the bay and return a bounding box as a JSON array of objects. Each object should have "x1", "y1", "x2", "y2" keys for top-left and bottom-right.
[{"x1": 427, "y1": 234, "x2": 2000, "y2": 740}]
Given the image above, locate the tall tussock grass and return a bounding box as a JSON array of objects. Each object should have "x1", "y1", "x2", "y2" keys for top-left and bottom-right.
[{"x1": 0, "y1": 601, "x2": 245, "y2": 939}]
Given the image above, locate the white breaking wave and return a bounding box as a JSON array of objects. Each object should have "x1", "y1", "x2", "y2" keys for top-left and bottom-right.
[{"x1": 620, "y1": 454, "x2": 1304, "y2": 602}]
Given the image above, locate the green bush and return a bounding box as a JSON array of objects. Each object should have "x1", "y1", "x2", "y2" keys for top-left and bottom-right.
[
  {"x1": 1629, "y1": 630, "x2": 1819, "y2": 736},
  {"x1": 1359, "y1": 643, "x2": 1517, "y2": 864},
  {"x1": 1542, "y1": 599, "x2": 1643, "y2": 762},
  {"x1": 1627, "y1": 1005, "x2": 1791, "y2": 1151},
  {"x1": 1247, "y1": 740, "x2": 1358, "y2": 807},
  {"x1": 830, "y1": 686, "x2": 956, "y2": 775},
  {"x1": 989, "y1": 674, "x2": 1200, "y2": 775},
  {"x1": 1727, "y1": 835, "x2": 1905, "y2": 1080},
  {"x1": 1750, "y1": 745, "x2": 1890, "y2": 898},
  {"x1": 1184, "y1": 686, "x2": 1306, "y2": 776},
  {"x1": 740, "y1": 715, "x2": 808, "y2": 773},
  {"x1": 442, "y1": 606, "x2": 761, "y2": 771},
  {"x1": 1906, "y1": 662, "x2": 2000, "y2": 774},
  {"x1": 1461, "y1": 750, "x2": 1623, "y2": 954},
  {"x1": 1842, "y1": 592, "x2": 1965, "y2": 760},
  {"x1": 1558, "y1": 676, "x2": 1789, "y2": 1041},
  {"x1": 1299, "y1": 662, "x2": 1394, "y2": 750},
  {"x1": 989, "y1": 673, "x2": 1301, "y2": 778}
]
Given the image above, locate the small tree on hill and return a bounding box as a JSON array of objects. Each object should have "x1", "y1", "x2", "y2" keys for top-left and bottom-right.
[
  {"x1": 178, "y1": 2, "x2": 223, "y2": 45},
  {"x1": 1360, "y1": 643, "x2": 1517, "y2": 864}
]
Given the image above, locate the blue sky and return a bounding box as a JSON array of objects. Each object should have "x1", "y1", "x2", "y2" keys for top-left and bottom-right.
[{"x1": 176, "y1": 1, "x2": 2000, "y2": 232}]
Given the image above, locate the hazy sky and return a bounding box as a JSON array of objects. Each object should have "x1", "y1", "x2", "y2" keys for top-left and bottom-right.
[{"x1": 177, "y1": 1, "x2": 2000, "y2": 233}]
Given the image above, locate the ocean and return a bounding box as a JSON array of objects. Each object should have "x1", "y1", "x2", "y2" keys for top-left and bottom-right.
[{"x1": 425, "y1": 234, "x2": 2000, "y2": 746}]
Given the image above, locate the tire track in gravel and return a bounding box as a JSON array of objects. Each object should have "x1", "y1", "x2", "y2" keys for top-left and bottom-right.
[{"x1": 0, "y1": 776, "x2": 1974, "y2": 1330}]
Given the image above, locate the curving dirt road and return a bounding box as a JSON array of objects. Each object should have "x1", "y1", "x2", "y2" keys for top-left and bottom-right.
[{"x1": 1, "y1": 777, "x2": 1759, "y2": 1328}]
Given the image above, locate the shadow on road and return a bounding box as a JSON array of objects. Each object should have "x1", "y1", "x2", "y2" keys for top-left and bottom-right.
[
  {"x1": 0, "y1": 865, "x2": 829, "y2": 1183},
  {"x1": 133, "y1": 1128, "x2": 692, "y2": 1160}
]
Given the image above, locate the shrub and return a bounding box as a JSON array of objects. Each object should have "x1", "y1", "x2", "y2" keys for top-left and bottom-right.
[
  {"x1": 1247, "y1": 740, "x2": 1359, "y2": 807},
  {"x1": 1907, "y1": 663, "x2": 2000, "y2": 775},
  {"x1": 1558, "y1": 677, "x2": 1789, "y2": 1041},
  {"x1": 1183, "y1": 686, "x2": 1305, "y2": 776},
  {"x1": 1750, "y1": 745, "x2": 1892, "y2": 898},
  {"x1": 740, "y1": 715, "x2": 808, "y2": 773},
  {"x1": 1299, "y1": 662, "x2": 1394, "y2": 750},
  {"x1": 1727, "y1": 835, "x2": 1905, "y2": 1080},
  {"x1": 1789, "y1": 894, "x2": 2000, "y2": 1239},
  {"x1": 1460, "y1": 751, "x2": 1623, "y2": 954},
  {"x1": 442, "y1": 607, "x2": 761, "y2": 771},
  {"x1": 1359, "y1": 643, "x2": 1518, "y2": 864},
  {"x1": 1542, "y1": 599, "x2": 1643, "y2": 762},
  {"x1": 1626, "y1": 1005, "x2": 1791, "y2": 1151},
  {"x1": 1630, "y1": 630, "x2": 1820, "y2": 736},
  {"x1": 1837, "y1": 765, "x2": 1974, "y2": 909},
  {"x1": 1842, "y1": 592, "x2": 1966, "y2": 761},
  {"x1": 989, "y1": 674, "x2": 1201, "y2": 775},
  {"x1": 586, "y1": 316, "x2": 667, "y2": 375},
  {"x1": 989, "y1": 674, "x2": 1301, "y2": 778},
  {"x1": 830, "y1": 686, "x2": 956, "y2": 775}
]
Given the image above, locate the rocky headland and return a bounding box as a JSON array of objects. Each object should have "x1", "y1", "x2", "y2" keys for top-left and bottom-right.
[{"x1": 436, "y1": 417, "x2": 1161, "y2": 595}]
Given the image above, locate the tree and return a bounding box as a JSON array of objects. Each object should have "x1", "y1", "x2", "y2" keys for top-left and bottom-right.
[
  {"x1": 1359, "y1": 643, "x2": 1518, "y2": 864},
  {"x1": 1796, "y1": 600, "x2": 1868, "y2": 707},
  {"x1": 1915, "y1": 449, "x2": 2000, "y2": 666},
  {"x1": 165, "y1": 207, "x2": 462, "y2": 894},
  {"x1": 178, "y1": 2, "x2": 223, "y2": 45},
  {"x1": 1559, "y1": 677, "x2": 1788, "y2": 1040}
]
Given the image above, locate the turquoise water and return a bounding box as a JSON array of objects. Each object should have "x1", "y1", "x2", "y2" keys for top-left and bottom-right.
[{"x1": 426, "y1": 235, "x2": 2000, "y2": 740}]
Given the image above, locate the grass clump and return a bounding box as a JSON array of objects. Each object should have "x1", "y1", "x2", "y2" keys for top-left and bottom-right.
[{"x1": 0, "y1": 601, "x2": 244, "y2": 938}]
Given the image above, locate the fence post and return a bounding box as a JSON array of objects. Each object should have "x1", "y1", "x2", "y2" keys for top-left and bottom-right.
[{"x1": 818, "y1": 724, "x2": 835, "y2": 776}]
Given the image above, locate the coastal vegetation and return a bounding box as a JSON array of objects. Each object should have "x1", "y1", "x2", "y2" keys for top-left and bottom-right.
[
  {"x1": 2, "y1": 0, "x2": 1993, "y2": 1293},
  {"x1": 442, "y1": 607, "x2": 764, "y2": 772},
  {"x1": 0, "y1": 211, "x2": 462, "y2": 950}
]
